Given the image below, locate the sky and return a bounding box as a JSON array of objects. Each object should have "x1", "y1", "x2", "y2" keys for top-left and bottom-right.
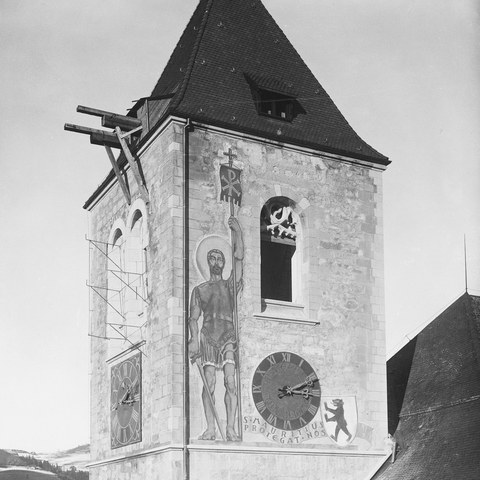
[{"x1": 0, "y1": 0, "x2": 479, "y2": 453}]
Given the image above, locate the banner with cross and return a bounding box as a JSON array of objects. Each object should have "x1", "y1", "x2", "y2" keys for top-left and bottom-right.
[
  {"x1": 220, "y1": 164, "x2": 242, "y2": 206},
  {"x1": 220, "y1": 148, "x2": 242, "y2": 207}
]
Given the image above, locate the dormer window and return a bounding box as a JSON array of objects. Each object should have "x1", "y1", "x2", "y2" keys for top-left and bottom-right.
[
  {"x1": 257, "y1": 89, "x2": 295, "y2": 121},
  {"x1": 245, "y1": 73, "x2": 300, "y2": 122}
]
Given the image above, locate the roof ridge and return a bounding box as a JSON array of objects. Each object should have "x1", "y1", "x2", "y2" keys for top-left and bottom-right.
[
  {"x1": 466, "y1": 294, "x2": 480, "y2": 375},
  {"x1": 169, "y1": 0, "x2": 214, "y2": 112}
]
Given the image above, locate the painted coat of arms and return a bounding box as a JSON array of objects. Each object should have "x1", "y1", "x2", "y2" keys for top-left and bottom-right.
[{"x1": 321, "y1": 396, "x2": 358, "y2": 447}]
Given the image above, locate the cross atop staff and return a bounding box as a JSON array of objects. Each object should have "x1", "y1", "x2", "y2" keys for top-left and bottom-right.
[{"x1": 223, "y1": 147, "x2": 237, "y2": 167}]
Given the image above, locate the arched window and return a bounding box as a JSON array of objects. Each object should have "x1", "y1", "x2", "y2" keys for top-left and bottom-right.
[
  {"x1": 123, "y1": 209, "x2": 148, "y2": 345},
  {"x1": 260, "y1": 197, "x2": 301, "y2": 303},
  {"x1": 107, "y1": 226, "x2": 126, "y2": 359},
  {"x1": 105, "y1": 203, "x2": 149, "y2": 360}
]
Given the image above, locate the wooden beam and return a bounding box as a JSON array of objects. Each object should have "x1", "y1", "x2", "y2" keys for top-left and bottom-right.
[
  {"x1": 104, "y1": 146, "x2": 131, "y2": 205},
  {"x1": 64, "y1": 123, "x2": 122, "y2": 148},
  {"x1": 102, "y1": 115, "x2": 142, "y2": 132},
  {"x1": 65, "y1": 123, "x2": 102, "y2": 135},
  {"x1": 77, "y1": 105, "x2": 141, "y2": 129},
  {"x1": 77, "y1": 105, "x2": 113, "y2": 118},
  {"x1": 115, "y1": 127, "x2": 149, "y2": 204},
  {"x1": 90, "y1": 132, "x2": 121, "y2": 149}
]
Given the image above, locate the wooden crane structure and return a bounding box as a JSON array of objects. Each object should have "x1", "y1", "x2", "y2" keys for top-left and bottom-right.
[{"x1": 64, "y1": 105, "x2": 149, "y2": 205}]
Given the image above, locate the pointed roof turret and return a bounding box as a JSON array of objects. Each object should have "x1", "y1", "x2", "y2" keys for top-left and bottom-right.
[
  {"x1": 141, "y1": 0, "x2": 388, "y2": 165},
  {"x1": 375, "y1": 293, "x2": 480, "y2": 479}
]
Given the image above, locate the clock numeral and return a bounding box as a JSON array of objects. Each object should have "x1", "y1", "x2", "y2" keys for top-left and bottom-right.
[
  {"x1": 283, "y1": 419, "x2": 292, "y2": 430},
  {"x1": 311, "y1": 389, "x2": 321, "y2": 397},
  {"x1": 112, "y1": 414, "x2": 119, "y2": 429},
  {"x1": 281, "y1": 352, "x2": 291, "y2": 363},
  {"x1": 306, "y1": 373, "x2": 317, "y2": 383},
  {"x1": 308, "y1": 404, "x2": 319, "y2": 416},
  {"x1": 132, "y1": 427, "x2": 140, "y2": 441},
  {"x1": 267, "y1": 413, "x2": 278, "y2": 427},
  {"x1": 133, "y1": 393, "x2": 141, "y2": 402},
  {"x1": 112, "y1": 415, "x2": 121, "y2": 440},
  {"x1": 299, "y1": 416, "x2": 307, "y2": 427},
  {"x1": 267, "y1": 354, "x2": 277, "y2": 366},
  {"x1": 256, "y1": 369, "x2": 266, "y2": 377},
  {"x1": 298, "y1": 358, "x2": 305, "y2": 368},
  {"x1": 132, "y1": 409, "x2": 140, "y2": 423},
  {"x1": 256, "y1": 401, "x2": 267, "y2": 414},
  {"x1": 252, "y1": 384, "x2": 261, "y2": 394}
]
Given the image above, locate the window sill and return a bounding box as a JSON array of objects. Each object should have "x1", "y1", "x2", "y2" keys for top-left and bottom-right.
[
  {"x1": 258, "y1": 112, "x2": 293, "y2": 122},
  {"x1": 254, "y1": 299, "x2": 318, "y2": 325}
]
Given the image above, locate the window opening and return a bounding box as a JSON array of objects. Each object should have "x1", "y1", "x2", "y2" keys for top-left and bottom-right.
[
  {"x1": 107, "y1": 230, "x2": 127, "y2": 357},
  {"x1": 256, "y1": 89, "x2": 295, "y2": 121},
  {"x1": 123, "y1": 211, "x2": 148, "y2": 346},
  {"x1": 86, "y1": 220, "x2": 149, "y2": 359},
  {"x1": 260, "y1": 198, "x2": 298, "y2": 302}
]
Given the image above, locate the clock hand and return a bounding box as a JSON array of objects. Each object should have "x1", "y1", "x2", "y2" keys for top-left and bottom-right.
[
  {"x1": 278, "y1": 377, "x2": 318, "y2": 398},
  {"x1": 116, "y1": 382, "x2": 131, "y2": 406},
  {"x1": 278, "y1": 387, "x2": 319, "y2": 399},
  {"x1": 290, "y1": 388, "x2": 319, "y2": 399},
  {"x1": 289, "y1": 377, "x2": 318, "y2": 391},
  {"x1": 120, "y1": 380, "x2": 141, "y2": 405}
]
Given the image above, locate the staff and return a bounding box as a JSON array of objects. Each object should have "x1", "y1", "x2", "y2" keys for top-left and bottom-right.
[
  {"x1": 220, "y1": 148, "x2": 243, "y2": 441},
  {"x1": 191, "y1": 357, "x2": 226, "y2": 441}
]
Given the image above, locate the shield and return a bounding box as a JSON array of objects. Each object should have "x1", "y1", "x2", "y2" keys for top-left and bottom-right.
[{"x1": 321, "y1": 396, "x2": 358, "y2": 447}]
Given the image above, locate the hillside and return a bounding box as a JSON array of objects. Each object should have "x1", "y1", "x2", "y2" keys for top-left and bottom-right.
[
  {"x1": 0, "y1": 452, "x2": 28, "y2": 468},
  {"x1": 0, "y1": 449, "x2": 87, "y2": 480},
  {"x1": 31, "y1": 446, "x2": 89, "y2": 471},
  {"x1": 0, "y1": 468, "x2": 57, "y2": 480}
]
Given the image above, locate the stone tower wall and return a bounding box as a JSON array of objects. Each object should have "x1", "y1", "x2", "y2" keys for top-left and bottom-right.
[
  {"x1": 88, "y1": 120, "x2": 388, "y2": 480},
  {"x1": 89, "y1": 122, "x2": 186, "y2": 478},
  {"x1": 187, "y1": 126, "x2": 387, "y2": 454}
]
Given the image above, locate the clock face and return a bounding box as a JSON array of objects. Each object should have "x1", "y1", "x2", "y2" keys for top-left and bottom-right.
[
  {"x1": 110, "y1": 352, "x2": 142, "y2": 448},
  {"x1": 252, "y1": 352, "x2": 320, "y2": 431}
]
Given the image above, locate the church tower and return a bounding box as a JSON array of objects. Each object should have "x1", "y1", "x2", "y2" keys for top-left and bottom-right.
[{"x1": 74, "y1": 1, "x2": 391, "y2": 479}]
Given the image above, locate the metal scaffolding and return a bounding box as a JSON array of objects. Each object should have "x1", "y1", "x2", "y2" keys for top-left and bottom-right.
[{"x1": 87, "y1": 237, "x2": 148, "y2": 357}]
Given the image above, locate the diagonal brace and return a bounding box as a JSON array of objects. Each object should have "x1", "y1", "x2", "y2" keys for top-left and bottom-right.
[
  {"x1": 105, "y1": 146, "x2": 131, "y2": 205},
  {"x1": 115, "y1": 127, "x2": 149, "y2": 203}
]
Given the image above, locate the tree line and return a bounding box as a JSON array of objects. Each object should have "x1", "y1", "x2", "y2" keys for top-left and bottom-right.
[{"x1": 21, "y1": 455, "x2": 88, "y2": 480}]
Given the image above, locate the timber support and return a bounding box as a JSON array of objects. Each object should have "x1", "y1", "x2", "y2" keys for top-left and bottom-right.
[{"x1": 64, "y1": 105, "x2": 148, "y2": 205}]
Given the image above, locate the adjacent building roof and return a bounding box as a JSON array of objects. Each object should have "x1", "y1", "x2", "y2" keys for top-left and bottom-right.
[
  {"x1": 374, "y1": 293, "x2": 480, "y2": 480},
  {"x1": 138, "y1": 0, "x2": 389, "y2": 165}
]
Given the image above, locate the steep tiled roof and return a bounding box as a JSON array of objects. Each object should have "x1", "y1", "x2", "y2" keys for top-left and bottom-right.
[
  {"x1": 143, "y1": 0, "x2": 389, "y2": 165},
  {"x1": 84, "y1": 0, "x2": 390, "y2": 209},
  {"x1": 386, "y1": 337, "x2": 417, "y2": 434},
  {"x1": 375, "y1": 293, "x2": 480, "y2": 480}
]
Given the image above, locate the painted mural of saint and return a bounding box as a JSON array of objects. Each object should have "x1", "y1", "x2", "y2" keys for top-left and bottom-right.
[{"x1": 188, "y1": 217, "x2": 244, "y2": 441}]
